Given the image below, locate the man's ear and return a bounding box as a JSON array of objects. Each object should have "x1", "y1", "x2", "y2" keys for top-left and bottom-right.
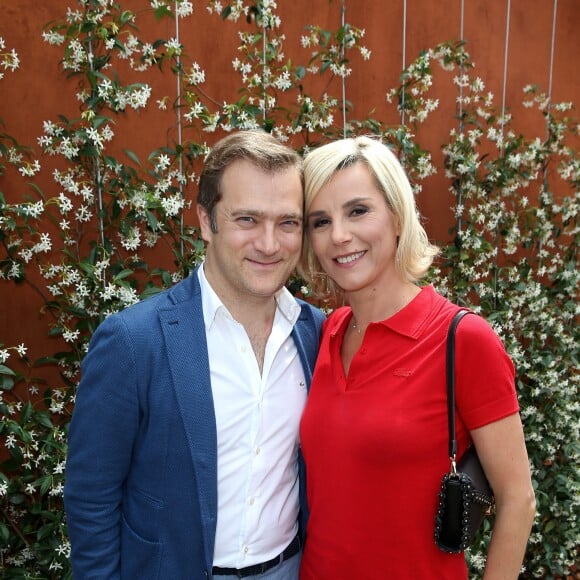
[{"x1": 196, "y1": 204, "x2": 212, "y2": 242}]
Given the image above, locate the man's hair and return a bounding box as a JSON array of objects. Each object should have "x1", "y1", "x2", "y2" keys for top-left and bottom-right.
[
  {"x1": 198, "y1": 130, "x2": 303, "y2": 232},
  {"x1": 299, "y1": 135, "x2": 440, "y2": 301}
]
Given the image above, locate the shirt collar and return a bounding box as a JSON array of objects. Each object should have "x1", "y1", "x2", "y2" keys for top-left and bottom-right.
[
  {"x1": 378, "y1": 284, "x2": 436, "y2": 339},
  {"x1": 328, "y1": 285, "x2": 436, "y2": 340},
  {"x1": 197, "y1": 262, "x2": 300, "y2": 331}
]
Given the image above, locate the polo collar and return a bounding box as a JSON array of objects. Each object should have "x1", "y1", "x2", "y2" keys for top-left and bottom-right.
[{"x1": 329, "y1": 285, "x2": 437, "y2": 340}]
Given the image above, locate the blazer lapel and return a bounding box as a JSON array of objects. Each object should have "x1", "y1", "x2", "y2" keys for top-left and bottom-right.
[
  {"x1": 292, "y1": 303, "x2": 322, "y2": 390},
  {"x1": 158, "y1": 291, "x2": 217, "y2": 567}
]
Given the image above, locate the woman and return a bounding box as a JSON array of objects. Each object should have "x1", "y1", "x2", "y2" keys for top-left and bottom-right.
[{"x1": 298, "y1": 136, "x2": 535, "y2": 579}]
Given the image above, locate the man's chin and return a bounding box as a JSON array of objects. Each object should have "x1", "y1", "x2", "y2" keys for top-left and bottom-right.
[
  {"x1": 251, "y1": 283, "x2": 285, "y2": 298},
  {"x1": 246, "y1": 276, "x2": 288, "y2": 297}
]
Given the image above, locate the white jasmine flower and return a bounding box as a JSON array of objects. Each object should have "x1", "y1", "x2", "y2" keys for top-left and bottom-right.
[
  {"x1": 187, "y1": 62, "x2": 206, "y2": 85},
  {"x1": 176, "y1": 1, "x2": 193, "y2": 18},
  {"x1": 359, "y1": 46, "x2": 371, "y2": 60},
  {"x1": 155, "y1": 153, "x2": 171, "y2": 172}
]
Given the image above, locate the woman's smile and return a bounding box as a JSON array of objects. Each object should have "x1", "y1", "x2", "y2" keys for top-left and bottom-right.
[{"x1": 335, "y1": 251, "x2": 366, "y2": 265}]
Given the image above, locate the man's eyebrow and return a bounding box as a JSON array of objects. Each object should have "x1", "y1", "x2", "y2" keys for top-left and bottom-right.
[
  {"x1": 230, "y1": 209, "x2": 264, "y2": 217},
  {"x1": 230, "y1": 209, "x2": 302, "y2": 219},
  {"x1": 281, "y1": 211, "x2": 303, "y2": 221}
]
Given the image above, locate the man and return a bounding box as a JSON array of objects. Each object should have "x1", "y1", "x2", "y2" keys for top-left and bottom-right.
[{"x1": 64, "y1": 130, "x2": 324, "y2": 579}]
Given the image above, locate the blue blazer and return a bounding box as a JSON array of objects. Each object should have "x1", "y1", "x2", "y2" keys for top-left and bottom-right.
[{"x1": 64, "y1": 268, "x2": 324, "y2": 579}]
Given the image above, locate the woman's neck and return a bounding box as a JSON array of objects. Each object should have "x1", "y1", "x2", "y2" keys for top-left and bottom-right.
[{"x1": 345, "y1": 280, "x2": 421, "y2": 329}]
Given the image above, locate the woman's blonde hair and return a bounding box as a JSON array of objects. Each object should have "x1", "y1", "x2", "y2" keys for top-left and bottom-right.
[{"x1": 299, "y1": 136, "x2": 439, "y2": 301}]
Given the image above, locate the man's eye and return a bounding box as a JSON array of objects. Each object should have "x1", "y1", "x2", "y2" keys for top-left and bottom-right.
[{"x1": 281, "y1": 220, "x2": 301, "y2": 228}]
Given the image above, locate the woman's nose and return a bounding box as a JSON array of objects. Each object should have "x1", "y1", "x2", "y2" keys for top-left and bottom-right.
[{"x1": 330, "y1": 219, "x2": 352, "y2": 244}]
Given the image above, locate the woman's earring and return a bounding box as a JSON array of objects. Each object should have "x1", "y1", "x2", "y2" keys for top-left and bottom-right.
[{"x1": 395, "y1": 237, "x2": 401, "y2": 266}]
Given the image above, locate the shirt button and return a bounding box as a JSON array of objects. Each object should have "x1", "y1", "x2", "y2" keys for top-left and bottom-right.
[
  {"x1": 248, "y1": 497, "x2": 255, "y2": 505},
  {"x1": 255, "y1": 447, "x2": 261, "y2": 455},
  {"x1": 241, "y1": 346, "x2": 247, "y2": 353},
  {"x1": 243, "y1": 546, "x2": 249, "y2": 554}
]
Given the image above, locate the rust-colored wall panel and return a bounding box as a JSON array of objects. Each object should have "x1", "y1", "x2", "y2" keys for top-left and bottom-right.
[{"x1": 1, "y1": 0, "x2": 577, "y2": 373}]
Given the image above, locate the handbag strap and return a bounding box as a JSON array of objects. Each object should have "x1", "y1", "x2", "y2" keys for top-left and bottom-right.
[{"x1": 446, "y1": 309, "x2": 473, "y2": 468}]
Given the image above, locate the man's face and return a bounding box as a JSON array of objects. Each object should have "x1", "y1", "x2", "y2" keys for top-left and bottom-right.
[{"x1": 198, "y1": 159, "x2": 303, "y2": 307}]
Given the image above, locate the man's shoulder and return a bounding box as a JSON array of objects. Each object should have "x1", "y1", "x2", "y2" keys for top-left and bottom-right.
[{"x1": 103, "y1": 273, "x2": 200, "y2": 327}]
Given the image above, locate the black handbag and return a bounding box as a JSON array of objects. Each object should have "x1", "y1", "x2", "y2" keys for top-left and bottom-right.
[{"x1": 434, "y1": 310, "x2": 495, "y2": 553}]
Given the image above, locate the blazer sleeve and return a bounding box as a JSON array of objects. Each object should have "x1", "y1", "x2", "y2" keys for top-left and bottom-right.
[
  {"x1": 293, "y1": 300, "x2": 325, "y2": 387},
  {"x1": 292, "y1": 300, "x2": 324, "y2": 540},
  {"x1": 64, "y1": 313, "x2": 140, "y2": 579}
]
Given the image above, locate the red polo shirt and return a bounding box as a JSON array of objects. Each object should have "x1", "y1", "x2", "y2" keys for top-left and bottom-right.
[{"x1": 299, "y1": 285, "x2": 518, "y2": 579}]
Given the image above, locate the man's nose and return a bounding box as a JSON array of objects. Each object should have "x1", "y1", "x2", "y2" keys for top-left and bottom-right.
[{"x1": 255, "y1": 223, "x2": 281, "y2": 255}]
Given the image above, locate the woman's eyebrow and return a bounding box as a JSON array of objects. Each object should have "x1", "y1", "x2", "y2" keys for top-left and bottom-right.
[
  {"x1": 308, "y1": 196, "x2": 372, "y2": 218},
  {"x1": 307, "y1": 209, "x2": 327, "y2": 219}
]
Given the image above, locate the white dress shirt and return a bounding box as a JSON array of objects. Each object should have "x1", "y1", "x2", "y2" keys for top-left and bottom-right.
[{"x1": 198, "y1": 266, "x2": 307, "y2": 568}]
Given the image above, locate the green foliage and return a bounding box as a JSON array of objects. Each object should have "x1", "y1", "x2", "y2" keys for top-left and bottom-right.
[
  {"x1": 430, "y1": 81, "x2": 579, "y2": 578},
  {"x1": 1, "y1": 2, "x2": 578, "y2": 578}
]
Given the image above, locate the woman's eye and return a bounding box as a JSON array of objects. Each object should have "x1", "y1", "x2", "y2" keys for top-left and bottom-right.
[
  {"x1": 310, "y1": 217, "x2": 330, "y2": 229},
  {"x1": 351, "y1": 206, "x2": 368, "y2": 217}
]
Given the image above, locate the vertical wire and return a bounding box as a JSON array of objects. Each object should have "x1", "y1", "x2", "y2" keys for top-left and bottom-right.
[
  {"x1": 341, "y1": 0, "x2": 347, "y2": 138},
  {"x1": 262, "y1": 12, "x2": 267, "y2": 123},
  {"x1": 458, "y1": 0, "x2": 464, "y2": 127},
  {"x1": 174, "y1": 2, "x2": 185, "y2": 260},
  {"x1": 87, "y1": 37, "x2": 105, "y2": 256},
  {"x1": 495, "y1": 0, "x2": 512, "y2": 306},
  {"x1": 539, "y1": 0, "x2": 559, "y2": 263},
  {"x1": 457, "y1": 0, "x2": 465, "y2": 237},
  {"x1": 547, "y1": 0, "x2": 558, "y2": 110},
  {"x1": 400, "y1": 0, "x2": 407, "y2": 126},
  {"x1": 499, "y1": 0, "x2": 511, "y2": 150}
]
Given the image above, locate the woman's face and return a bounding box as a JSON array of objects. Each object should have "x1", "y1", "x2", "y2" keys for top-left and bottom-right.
[{"x1": 306, "y1": 162, "x2": 400, "y2": 295}]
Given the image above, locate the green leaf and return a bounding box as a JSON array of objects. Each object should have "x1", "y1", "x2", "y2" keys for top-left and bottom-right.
[
  {"x1": 124, "y1": 149, "x2": 141, "y2": 166},
  {"x1": 0, "y1": 373, "x2": 15, "y2": 391},
  {"x1": 0, "y1": 364, "x2": 16, "y2": 377}
]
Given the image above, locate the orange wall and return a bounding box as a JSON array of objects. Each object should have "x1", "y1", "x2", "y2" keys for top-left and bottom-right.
[{"x1": 1, "y1": 0, "x2": 578, "y2": 379}]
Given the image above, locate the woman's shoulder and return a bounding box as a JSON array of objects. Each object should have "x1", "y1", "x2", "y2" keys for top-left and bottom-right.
[
  {"x1": 449, "y1": 309, "x2": 511, "y2": 363},
  {"x1": 323, "y1": 305, "x2": 351, "y2": 331}
]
